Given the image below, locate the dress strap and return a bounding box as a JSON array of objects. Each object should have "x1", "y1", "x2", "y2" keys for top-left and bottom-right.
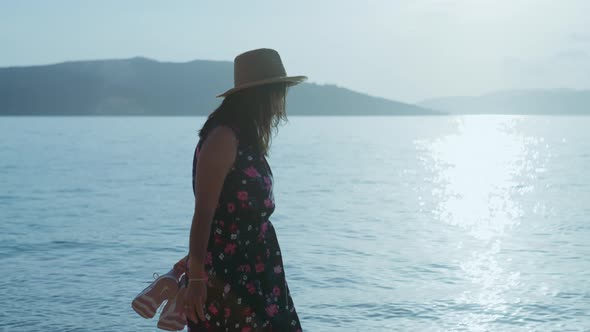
[
  {"x1": 208, "y1": 118, "x2": 240, "y2": 143},
  {"x1": 200, "y1": 120, "x2": 240, "y2": 146},
  {"x1": 225, "y1": 124, "x2": 241, "y2": 143}
]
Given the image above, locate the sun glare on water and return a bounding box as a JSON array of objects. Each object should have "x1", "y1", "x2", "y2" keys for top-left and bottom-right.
[{"x1": 415, "y1": 115, "x2": 550, "y2": 329}]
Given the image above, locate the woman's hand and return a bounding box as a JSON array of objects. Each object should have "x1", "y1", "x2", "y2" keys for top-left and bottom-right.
[{"x1": 184, "y1": 279, "x2": 207, "y2": 323}]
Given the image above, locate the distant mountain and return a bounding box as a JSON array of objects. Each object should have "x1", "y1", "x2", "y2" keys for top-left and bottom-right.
[
  {"x1": 420, "y1": 89, "x2": 590, "y2": 115},
  {"x1": 0, "y1": 57, "x2": 438, "y2": 116}
]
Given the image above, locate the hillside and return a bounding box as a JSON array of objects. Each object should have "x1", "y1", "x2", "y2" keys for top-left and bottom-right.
[
  {"x1": 0, "y1": 57, "x2": 438, "y2": 116},
  {"x1": 420, "y1": 89, "x2": 590, "y2": 115}
]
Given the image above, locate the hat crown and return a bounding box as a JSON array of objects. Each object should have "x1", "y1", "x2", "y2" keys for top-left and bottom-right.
[
  {"x1": 233, "y1": 48, "x2": 287, "y2": 87},
  {"x1": 216, "y1": 48, "x2": 306, "y2": 98}
]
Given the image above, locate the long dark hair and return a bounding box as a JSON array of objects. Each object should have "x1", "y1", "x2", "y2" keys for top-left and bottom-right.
[{"x1": 198, "y1": 82, "x2": 289, "y2": 157}]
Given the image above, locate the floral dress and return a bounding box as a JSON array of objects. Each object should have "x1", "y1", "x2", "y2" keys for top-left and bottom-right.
[{"x1": 174, "y1": 122, "x2": 303, "y2": 332}]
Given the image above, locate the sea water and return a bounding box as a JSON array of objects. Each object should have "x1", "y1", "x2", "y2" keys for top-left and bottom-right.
[{"x1": 1, "y1": 115, "x2": 589, "y2": 331}]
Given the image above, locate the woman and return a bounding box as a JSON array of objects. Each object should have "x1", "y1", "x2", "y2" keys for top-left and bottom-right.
[{"x1": 132, "y1": 48, "x2": 306, "y2": 331}]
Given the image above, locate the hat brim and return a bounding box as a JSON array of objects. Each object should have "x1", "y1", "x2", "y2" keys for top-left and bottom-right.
[{"x1": 216, "y1": 75, "x2": 308, "y2": 98}]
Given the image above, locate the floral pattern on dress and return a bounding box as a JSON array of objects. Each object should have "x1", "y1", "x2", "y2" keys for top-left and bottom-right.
[{"x1": 174, "y1": 121, "x2": 303, "y2": 332}]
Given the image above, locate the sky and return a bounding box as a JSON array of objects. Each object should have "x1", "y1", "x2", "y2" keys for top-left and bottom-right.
[{"x1": 1, "y1": 0, "x2": 589, "y2": 102}]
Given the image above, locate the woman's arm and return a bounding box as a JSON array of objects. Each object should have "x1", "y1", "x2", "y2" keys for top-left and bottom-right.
[
  {"x1": 187, "y1": 126, "x2": 238, "y2": 276},
  {"x1": 173, "y1": 254, "x2": 189, "y2": 276}
]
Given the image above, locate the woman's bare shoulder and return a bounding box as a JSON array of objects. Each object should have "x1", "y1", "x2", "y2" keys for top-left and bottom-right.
[{"x1": 201, "y1": 125, "x2": 239, "y2": 152}]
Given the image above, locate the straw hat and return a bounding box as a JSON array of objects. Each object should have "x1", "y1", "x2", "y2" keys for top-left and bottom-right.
[{"x1": 216, "y1": 48, "x2": 307, "y2": 98}]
